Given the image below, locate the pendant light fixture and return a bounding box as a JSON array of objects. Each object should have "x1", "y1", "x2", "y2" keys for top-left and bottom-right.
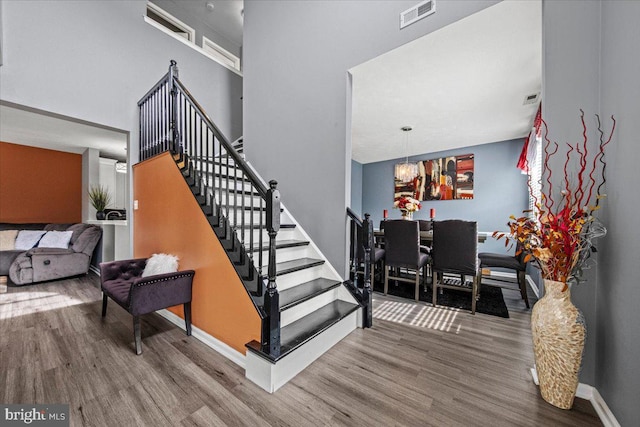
[{"x1": 394, "y1": 126, "x2": 418, "y2": 182}]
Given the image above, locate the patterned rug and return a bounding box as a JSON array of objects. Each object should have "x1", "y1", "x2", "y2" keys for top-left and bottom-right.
[{"x1": 372, "y1": 276, "x2": 509, "y2": 318}]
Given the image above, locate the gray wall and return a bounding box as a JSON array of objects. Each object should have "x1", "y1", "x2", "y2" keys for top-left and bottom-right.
[
  {"x1": 150, "y1": 0, "x2": 241, "y2": 59},
  {"x1": 598, "y1": 2, "x2": 640, "y2": 425},
  {"x1": 350, "y1": 160, "x2": 363, "y2": 215},
  {"x1": 243, "y1": 0, "x2": 499, "y2": 276},
  {"x1": 360, "y1": 139, "x2": 528, "y2": 256},
  {"x1": 0, "y1": 0, "x2": 243, "y2": 164},
  {"x1": 544, "y1": 1, "x2": 640, "y2": 424}
]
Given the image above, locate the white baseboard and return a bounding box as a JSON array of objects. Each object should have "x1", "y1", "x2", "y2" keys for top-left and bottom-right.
[
  {"x1": 530, "y1": 368, "x2": 620, "y2": 427},
  {"x1": 483, "y1": 270, "x2": 539, "y2": 297},
  {"x1": 156, "y1": 309, "x2": 246, "y2": 368}
]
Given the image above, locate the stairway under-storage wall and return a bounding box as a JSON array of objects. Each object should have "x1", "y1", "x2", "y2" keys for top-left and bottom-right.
[{"x1": 136, "y1": 62, "x2": 363, "y2": 392}]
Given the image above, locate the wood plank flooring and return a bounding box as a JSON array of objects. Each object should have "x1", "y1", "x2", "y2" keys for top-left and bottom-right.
[{"x1": 0, "y1": 274, "x2": 601, "y2": 426}]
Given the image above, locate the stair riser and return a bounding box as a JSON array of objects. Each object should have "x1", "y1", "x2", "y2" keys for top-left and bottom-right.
[
  {"x1": 211, "y1": 178, "x2": 255, "y2": 193},
  {"x1": 271, "y1": 264, "x2": 334, "y2": 292},
  {"x1": 280, "y1": 288, "x2": 341, "y2": 327},
  {"x1": 216, "y1": 194, "x2": 264, "y2": 208},
  {"x1": 255, "y1": 245, "x2": 312, "y2": 264}
]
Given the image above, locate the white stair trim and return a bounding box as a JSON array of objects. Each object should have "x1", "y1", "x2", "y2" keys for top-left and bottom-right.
[{"x1": 245, "y1": 308, "x2": 359, "y2": 393}]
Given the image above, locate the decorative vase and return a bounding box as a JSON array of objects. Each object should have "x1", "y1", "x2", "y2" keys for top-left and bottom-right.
[
  {"x1": 401, "y1": 210, "x2": 413, "y2": 220},
  {"x1": 531, "y1": 279, "x2": 586, "y2": 409},
  {"x1": 96, "y1": 211, "x2": 106, "y2": 220}
]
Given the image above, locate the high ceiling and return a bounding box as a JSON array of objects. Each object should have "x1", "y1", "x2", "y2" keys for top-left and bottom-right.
[{"x1": 350, "y1": 0, "x2": 541, "y2": 164}]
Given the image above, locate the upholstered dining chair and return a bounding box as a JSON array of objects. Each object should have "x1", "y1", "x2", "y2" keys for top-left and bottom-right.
[
  {"x1": 100, "y1": 258, "x2": 195, "y2": 355},
  {"x1": 431, "y1": 220, "x2": 481, "y2": 314},
  {"x1": 479, "y1": 244, "x2": 529, "y2": 308},
  {"x1": 384, "y1": 220, "x2": 429, "y2": 301}
]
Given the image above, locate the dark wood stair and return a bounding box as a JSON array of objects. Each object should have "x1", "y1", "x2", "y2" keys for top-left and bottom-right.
[{"x1": 246, "y1": 300, "x2": 359, "y2": 363}]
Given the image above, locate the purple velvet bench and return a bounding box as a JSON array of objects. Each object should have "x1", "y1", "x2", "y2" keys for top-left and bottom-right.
[{"x1": 99, "y1": 258, "x2": 195, "y2": 355}]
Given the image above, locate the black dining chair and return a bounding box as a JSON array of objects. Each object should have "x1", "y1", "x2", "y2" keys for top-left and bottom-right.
[
  {"x1": 384, "y1": 220, "x2": 429, "y2": 301},
  {"x1": 479, "y1": 244, "x2": 529, "y2": 308},
  {"x1": 431, "y1": 220, "x2": 481, "y2": 314}
]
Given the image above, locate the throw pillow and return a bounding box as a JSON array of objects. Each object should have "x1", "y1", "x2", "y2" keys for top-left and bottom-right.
[
  {"x1": 38, "y1": 230, "x2": 74, "y2": 249},
  {"x1": 14, "y1": 230, "x2": 47, "y2": 250},
  {"x1": 0, "y1": 230, "x2": 19, "y2": 251},
  {"x1": 141, "y1": 253, "x2": 179, "y2": 277}
]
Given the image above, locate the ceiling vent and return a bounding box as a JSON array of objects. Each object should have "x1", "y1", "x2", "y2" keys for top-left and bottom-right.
[
  {"x1": 523, "y1": 92, "x2": 540, "y2": 105},
  {"x1": 400, "y1": 0, "x2": 436, "y2": 29}
]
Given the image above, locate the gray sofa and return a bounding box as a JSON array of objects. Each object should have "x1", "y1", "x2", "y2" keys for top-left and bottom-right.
[{"x1": 0, "y1": 223, "x2": 102, "y2": 286}]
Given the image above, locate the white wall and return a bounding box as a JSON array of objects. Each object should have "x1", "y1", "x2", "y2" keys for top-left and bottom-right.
[
  {"x1": 0, "y1": 0, "x2": 243, "y2": 164},
  {"x1": 243, "y1": 0, "x2": 499, "y2": 275}
]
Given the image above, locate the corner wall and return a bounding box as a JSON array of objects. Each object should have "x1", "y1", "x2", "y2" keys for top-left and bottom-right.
[
  {"x1": 243, "y1": 0, "x2": 499, "y2": 277},
  {"x1": 0, "y1": 141, "x2": 81, "y2": 223},
  {"x1": 133, "y1": 152, "x2": 261, "y2": 354}
]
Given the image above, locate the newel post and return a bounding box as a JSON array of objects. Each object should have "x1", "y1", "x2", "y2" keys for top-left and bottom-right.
[
  {"x1": 362, "y1": 213, "x2": 373, "y2": 328},
  {"x1": 263, "y1": 180, "x2": 281, "y2": 358},
  {"x1": 168, "y1": 60, "x2": 180, "y2": 154}
]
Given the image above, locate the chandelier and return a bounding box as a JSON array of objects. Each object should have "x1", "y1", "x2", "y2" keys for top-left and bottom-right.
[{"x1": 394, "y1": 126, "x2": 418, "y2": 182}]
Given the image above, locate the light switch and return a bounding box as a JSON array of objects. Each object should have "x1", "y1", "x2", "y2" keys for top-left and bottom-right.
[{"x1": 134, "y1": 200, "x2": 139, "y2": 210}]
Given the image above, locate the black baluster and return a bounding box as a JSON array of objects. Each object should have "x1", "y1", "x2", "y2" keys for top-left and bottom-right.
[
  {"x1": 350, "y1": 219, "x2": 358, "y2": 290},
  {"x1": 168, "y1": 60, "x2": 179, "y2": 154},
  {"x1": 263, "y1": 180, "x2": 281, "y2": 358},
  {"x1": 362, "y1": 213, "x2": 373, "y2": 328}
]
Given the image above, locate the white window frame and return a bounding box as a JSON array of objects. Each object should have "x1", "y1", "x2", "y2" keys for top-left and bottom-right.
[
  {"x1": 529, "y1": 134, "x2": 543, "y2": 219},
  {"x1": 145, "y1": 2, "x2": 196, "y2": 43},
  {"x1": 202, "y1": 36, "x2": 241, "y2": 72}
]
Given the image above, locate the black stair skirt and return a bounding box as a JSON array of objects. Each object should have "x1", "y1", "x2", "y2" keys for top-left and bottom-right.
[
  {"x1": 246, "y1": 300, "x2": 359, "y2": 363},
  {"x1": 279, "y1": 278, "x2": 342, "y2": 310},
  {"x1": 250, "y1": 239, "x2": 309, "y2": 252}
]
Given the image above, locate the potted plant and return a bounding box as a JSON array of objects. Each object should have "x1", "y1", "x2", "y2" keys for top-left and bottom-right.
[
  {"x1": 88, "y1": 184, "x2": 112, "y2": 220},
  {"x1": 496, "y1": 110, "x2": 616, "y2": 409}
]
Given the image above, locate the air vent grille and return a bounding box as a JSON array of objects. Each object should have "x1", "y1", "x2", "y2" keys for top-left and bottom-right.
[
  {"x1": 523, "y1": 92, "x2": 540, "y2": 105},
  {"x1": 400, "y1": 0, "x2": 436, "y2": 29}
]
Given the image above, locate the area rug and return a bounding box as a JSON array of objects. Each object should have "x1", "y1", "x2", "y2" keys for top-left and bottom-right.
[{"x1": 372, "y1": 278, "x2": 509, "y2": 318}]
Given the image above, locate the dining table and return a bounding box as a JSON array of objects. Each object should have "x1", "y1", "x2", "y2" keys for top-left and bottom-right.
[{"x1": 373, "y1": 229, "x2": 488, "y2": 243}]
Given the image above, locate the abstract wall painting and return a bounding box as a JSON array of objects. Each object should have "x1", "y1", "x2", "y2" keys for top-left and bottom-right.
[{"x1": 394, "y1": 154, "x2": 474, "y2": 201}]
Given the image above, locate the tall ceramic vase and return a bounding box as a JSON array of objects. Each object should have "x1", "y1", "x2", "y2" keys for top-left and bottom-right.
[{"x1": 531, "y1": 279, "x2": 586, "y2": 409}]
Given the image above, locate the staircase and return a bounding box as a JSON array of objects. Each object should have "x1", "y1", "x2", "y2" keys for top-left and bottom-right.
[{"x1": 138, "y1": 61, "x2": 362, "y2": 392}]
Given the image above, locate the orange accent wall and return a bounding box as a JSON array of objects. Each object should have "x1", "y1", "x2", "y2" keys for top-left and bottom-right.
[
  {"x1": 0, "y1": 141, "x2": 82, "y2": 223},
  {"x1": 133, "y1": 152, "x2": 261, "y2": 354}
]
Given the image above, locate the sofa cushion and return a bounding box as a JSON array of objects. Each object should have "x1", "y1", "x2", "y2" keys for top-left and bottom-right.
[
  {"x1": 44, "y1": 223, "x2": 73, "y2": 232},
  {"x1": 15, "y1": 230, "x2": 46, "y2": 250},
  {"x1": 141, "y1": 253, "x2": 179, "y2": 277},
  {"x1": 38, "y1": 231, "x2": 73, "y2": 249},
  {"x1": 0, "y1": 230, "x2": 18, "y2": 250},
  {"x1": 71, "y1": 225, "x2": 102, "y2": 255},
  {"x1": 66, "y1": 223, "x2": 92, "y2": 245}
]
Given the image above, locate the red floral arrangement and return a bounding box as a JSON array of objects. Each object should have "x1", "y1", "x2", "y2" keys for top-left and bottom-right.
[
  {"x1": 393, "y1": 196, "x2": 421, "y2": 213},
  {"x1": 496, "y1": 111, "x2": 615, "y2": 289}
]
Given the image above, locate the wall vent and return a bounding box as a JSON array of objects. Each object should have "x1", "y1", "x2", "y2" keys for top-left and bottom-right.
[
  {"x1": 400, "y1": 0, "x2": 436, "y2": 29},
  {"x1": 523, "y1": 92, "x2": 540, "y2": 105}
]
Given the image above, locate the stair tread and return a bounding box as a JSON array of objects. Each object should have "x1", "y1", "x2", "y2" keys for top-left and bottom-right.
[
  {"x1": 268, "y1": 258, "x2": 325, "y2": 276},
  {"x1": 251, "y1": 239, "x2": 309, "y2": 252},
  {"x1": 280, "y1": 300, "x2": 359, "y2": 355},
  {"x1": 279, "y1": 278, "x2": 342, "y2": 310}
]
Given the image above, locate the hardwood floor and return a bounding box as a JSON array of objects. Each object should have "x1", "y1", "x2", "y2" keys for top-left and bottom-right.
[{"x1": 0, "y1": 274, "x2": 601, "y2": 426}]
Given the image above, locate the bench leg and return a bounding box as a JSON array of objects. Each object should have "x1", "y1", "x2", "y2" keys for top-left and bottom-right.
[
  {"x1": 184, "y1": 302, "x2": 192, "y2": 336},
  {"x1": 133, "y1": 316, "x2": 142, "y2": 355},
  {"x1": 101, "y1": 294, "x2": 108, "y2": 317}
]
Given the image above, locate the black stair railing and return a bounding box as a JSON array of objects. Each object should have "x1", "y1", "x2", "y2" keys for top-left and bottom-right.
[
  {"x1": 138, "y1": 60, "x2": 281, "y2": 357},
  {"x1": 346, "y1": 208, "x2": 373, "y2": 328}
]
